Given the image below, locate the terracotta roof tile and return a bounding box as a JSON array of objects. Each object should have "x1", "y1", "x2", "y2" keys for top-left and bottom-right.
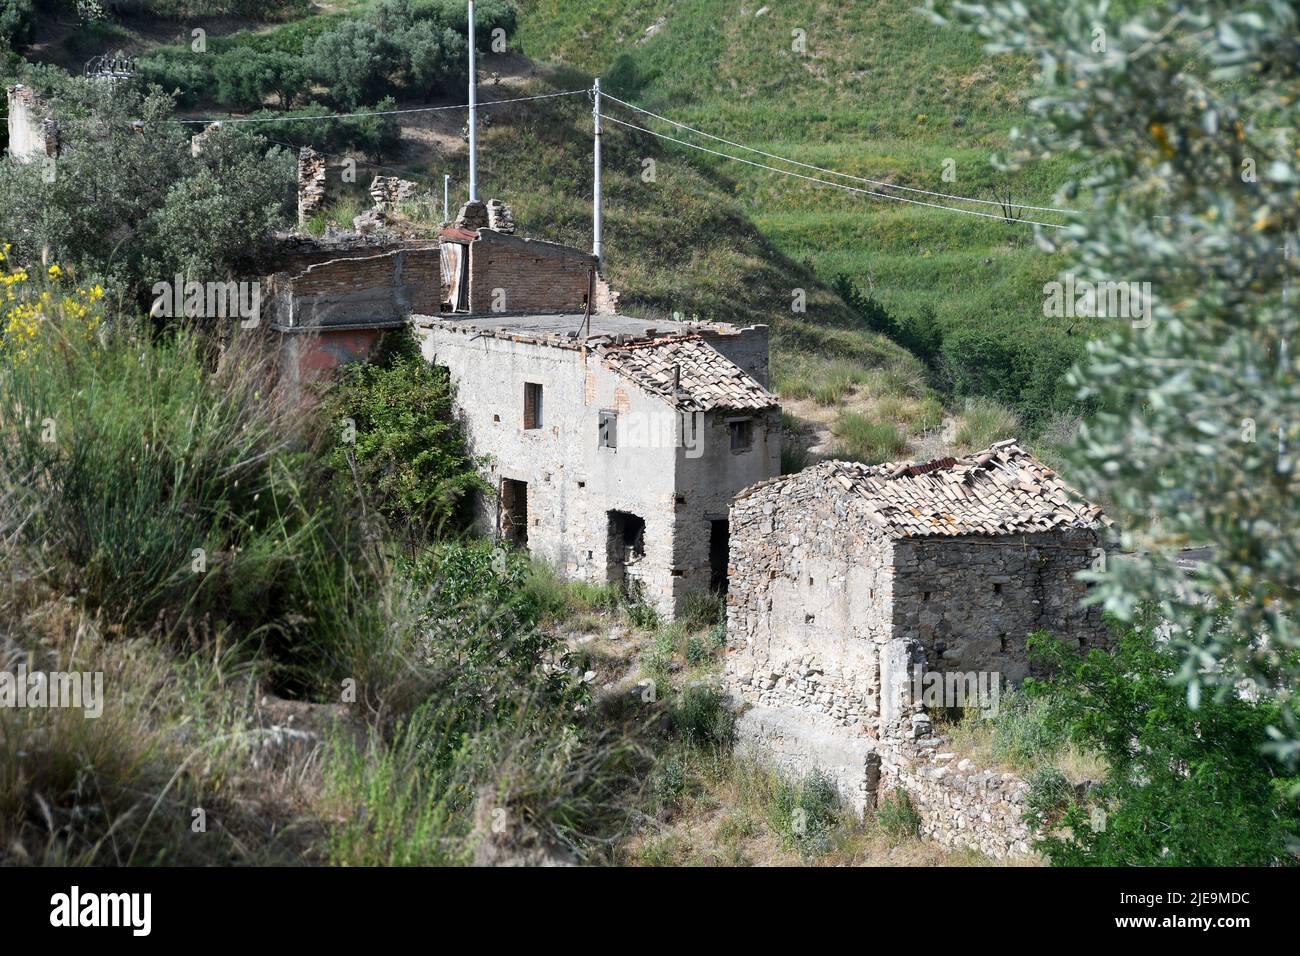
[
  {"x1": 739, "y1": 440, "x2": 1106, "y2": 538},
  {"x1": 600, "y1": 336, "x2": 777, "y2": 412}
]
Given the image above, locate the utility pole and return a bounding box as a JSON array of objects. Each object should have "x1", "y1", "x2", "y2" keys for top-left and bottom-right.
[
  {"x1": 1282, "y1": 238, "x2": 1291, "y2": 461},
  {"x1": 443, "y1": 173, "x2": 450, "y2": 223},
  {"x1": 467, "y1": 0, "x2": 478, "y2": 202},
  {"x1": 592, "y1": 77, "x2": 603, "y2": 267}
]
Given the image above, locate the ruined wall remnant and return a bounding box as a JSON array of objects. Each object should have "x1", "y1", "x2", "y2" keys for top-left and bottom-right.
[
  {"x1": 267, "y1": 246, "x2": 440, "y2": 331},
  {"x1": 369, "y1": 176, "x2": 419, "y2": 210},
  {"x1": 6, "y1": 85, "x2": 58, "y2": 164},
  {"x1": 486, "y1": 198, "x2": 516, "y2": 234},
  {"x1": 297, "y1": 147, "x2": 327, "y2": 227},
  {"x1": 190, "y1": 122, "x2": 221, "y2": 157},
  {"x1": 465, "y1": 231, "x2": 608, "y2": 315},
  {"x1": 880, "y1": 735, "x2": 1035, "y2": 859},
  {"x1": 454, "y1": 199, "x2": 490, "y2": 232}
]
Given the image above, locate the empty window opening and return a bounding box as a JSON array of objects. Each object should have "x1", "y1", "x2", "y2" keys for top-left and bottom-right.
[
  {"x1": 523, "y1": 383, "x2": 543, "y2": 429},
  {"x1": 607, "y1": 510, "x2": 646, "y2": 591},
  {"x1": 674, "y1": 494, "x2": 686, "y2": 506},
  {"x1": 493, "y1": 414, "x2": 501, "y2": 423},
  {"x1": 728, "y1": 418, "x2": 753, "y2": 452},
  {"x1": 671, "y1": 569, "x2": 685, "y2": 577},
  {"x1": 709, "y1": 518, "x2": 730, "y2": 594},
  {"x1": 577, "y1": 480, "x2": 586, "y2": 488},
  {"x1": 598, "y1": 409, "x2": 617, "y2": 449},
  {"x1": 500, "y1": 478, "x2": 528, "y2": 549},
  {"x1": 922, "y1": 591, "x2": 931, "y2": 602},
  {"x1": 999, "y1": 633, "x2": 1008, "y2": 651},
  {"x1": 993, "y1": 583, "x2": 1003, "y2": 594}
]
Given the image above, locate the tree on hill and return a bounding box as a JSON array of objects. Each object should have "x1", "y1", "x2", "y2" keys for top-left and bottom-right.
[{"x1": 0, "y1": 72, "x2": 293, "y2": 292}]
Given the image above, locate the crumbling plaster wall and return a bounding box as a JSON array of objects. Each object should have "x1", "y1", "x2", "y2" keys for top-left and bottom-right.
[
  {"x1": 415, "y1": 324, "x2": 778, "y2": 617},
  {"x1": 416, "y1": 326, "x2": 682, "y2": 613},
  {"x1": 725, "y1": 483, "x2": 891, "y2": 813},
  {"x1": 669, "y1": 407, "x2": 780, "y2": 606},
  {"x1": 6, "y1": 85, "x2": 53, "y2": 163}
]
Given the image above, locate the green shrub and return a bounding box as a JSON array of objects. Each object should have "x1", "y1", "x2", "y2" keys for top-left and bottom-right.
[
  {"x1": 1025, "y1": 766, "x2": 1073, "y2": 822},
  {"x1": 954, "y1": 396, "x2": 1021, "y2": 450},
  {"x1": 680, "y1": 590, "x2": 723, "y2": 631},
  {"x1": 400, "y1": 539, "x2": 584, "y2": 721},
  {"x1": 876, "y1": 788, "x2": 922, "y2": 844},
  {"x1": 325, "y1": 331, "x2": 486, "y2": 542},
  {"x1": 1022, "y1": 625, "x2": 1300, "y2": 865},
  {"x1": 667, "y1": 685, "x2": 734, "y2": 748},
  {"x1": 648, "y1": 753, "x2": 687, "y2": 810},
  {"x1": 832, "y1": 413, "x2": 907, "y2": 463},
  {"x1": 0, "y1": 0, "x2": 34, "y2": 47},
  {"x1": 990, "y1": 688, "x2": 1066, "y2": 767},
  {"x1": 770, "y1": 770, "x2": 840, "y2": 858},
  {"x1": 780, "y1": 442, "x2": 809, "y2": 474}
]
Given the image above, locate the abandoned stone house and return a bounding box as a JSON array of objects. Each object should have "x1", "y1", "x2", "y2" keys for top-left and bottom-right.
[
  {"x1": 5, "y1": 84, "x2": 60, "y2": 165},
  {"x1": 724, "y1": 440, "x2": 1108, "y2": 816},
  {"x1": 259, "y1": 178, "x2": 782, "y2": 618},
  {"x1": 413, "y1": 313, "x2": 780, "y2": 617}
]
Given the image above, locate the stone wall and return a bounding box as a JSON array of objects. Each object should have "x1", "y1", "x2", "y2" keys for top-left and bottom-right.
[
  {"x1": 724, "y1": 463, "x2": 1105, "y2": 837},
  {"x1": 893, "y1": 530, "x2": 1107, "y2": 686},
  {"x1": 880, "y1": 734, "x2": 1033, "y2": 859},
  {"x1": 297, "y1": 147, "x2": 327, "y2": 227},
  {"x1": 725, "y1": 467, "x2": 892, "y2": 813}
]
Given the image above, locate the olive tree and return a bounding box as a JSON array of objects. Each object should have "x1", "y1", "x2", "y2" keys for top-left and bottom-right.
[{"x1": 926, "y1": 0, "x2": 1300, "y2": 762}]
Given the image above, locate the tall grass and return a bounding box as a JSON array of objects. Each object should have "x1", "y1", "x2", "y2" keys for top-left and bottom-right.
[
  {"x1": 831, "y1": 413, "x2": 907, "y2": 463},
  {"x1": 954, "y1": 396, "x2": 1021, "y2": 450}
]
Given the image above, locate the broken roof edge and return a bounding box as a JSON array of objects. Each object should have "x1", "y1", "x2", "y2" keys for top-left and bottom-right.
[
  {"x1": 409, "y1": 312, "x2": 763, "y2": 348},
  {"x1": 733, "y1": 444, "x2": 1108, "y2": 538}
]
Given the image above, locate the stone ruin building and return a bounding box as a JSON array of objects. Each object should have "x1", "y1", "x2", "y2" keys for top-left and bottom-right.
[
  {"x1": 414, "y1": 312, "x2": 779, "y2": 618},
  {"x1": 5, "y1": 84, "x2": 60, "y2": 165},
  {"x1": 261, "y1": 181, "x2": 782, "y2": 618},
  {"x1": 723, "y1": 441, "x2": 1108, "y2": 852}
]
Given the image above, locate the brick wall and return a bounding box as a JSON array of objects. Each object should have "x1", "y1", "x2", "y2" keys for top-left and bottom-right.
[
  {"x1": 269, "y1": 248, "x2": 440, "y2": 328},
  {"x1": 468, "y1": 232, "x2": 600, "y2": 314}
]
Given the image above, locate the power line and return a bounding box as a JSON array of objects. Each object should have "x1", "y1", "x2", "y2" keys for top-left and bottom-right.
[
  {"x1": 602, "y1": 91, "x2": 1076, "y2": 216},
  {"x1": 601, "y1": 114, "x2": 1069, "y2": 230},
  {"x1": 173, "y1": 88, "x2": 589, "y2": 126}
]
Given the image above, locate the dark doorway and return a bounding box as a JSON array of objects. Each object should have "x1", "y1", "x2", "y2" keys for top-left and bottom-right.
[
  {"x1": 709, "y1": 519, "x2": 730, "y2": 593},
  {"x1": 501, "y1": 478, "x2": 528, "y2": 548},
  {"x1": 607, "y1": 510, "x2": 646, "y2": 588}
]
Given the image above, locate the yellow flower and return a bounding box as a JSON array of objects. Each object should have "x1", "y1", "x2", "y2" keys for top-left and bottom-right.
[{"x1": 47, "y1": 264, "x2": 63, "y2": 279}]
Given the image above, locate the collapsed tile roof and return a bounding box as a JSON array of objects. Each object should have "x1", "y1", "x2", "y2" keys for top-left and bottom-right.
[
  {"x1": 739, "y1": 439, "x2": 1106, "y2": 538},
  {"x1": 600, "y1": 336, "x2": 778, "y2": 412}
]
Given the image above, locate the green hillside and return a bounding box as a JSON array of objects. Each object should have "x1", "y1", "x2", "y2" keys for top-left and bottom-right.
[{"x1": 513, "y1": 0, "x2": 1092, "y2": 426}]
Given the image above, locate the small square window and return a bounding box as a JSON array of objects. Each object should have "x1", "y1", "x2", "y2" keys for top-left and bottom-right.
[
  {"x1": 524, "y1": 382, "x2": 543, "y2": 429},
  {"x1": 728, "y1": 418, "x2": 753, "y2": 452},
  {"x1": 598, "y1": 409, "x2": 617, "y2": 449}
]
